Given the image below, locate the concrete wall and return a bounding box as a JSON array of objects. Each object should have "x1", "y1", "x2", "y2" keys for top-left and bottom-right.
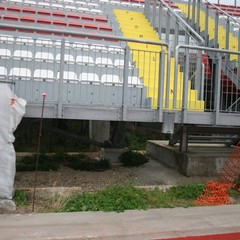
[{"x1": 146, "y1": 140, "x2": 232, "y2": 177}]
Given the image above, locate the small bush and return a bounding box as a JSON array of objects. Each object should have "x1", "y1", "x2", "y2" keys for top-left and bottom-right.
[
  {"x1": 119, "y1": 151, "x2": 149, "y2": 167},
  {"x1": 167, "y1": 183, "x2": 205, "y2": 200},
  {"x1": 64, "y1": 154, "x2": 110, "y2": 171},
  {"x1": 16, "y1": 154, "x2": 60, "y2": 172},
  {"x1": 125, "y1": 132, "x2": 148, "y2": 150}
]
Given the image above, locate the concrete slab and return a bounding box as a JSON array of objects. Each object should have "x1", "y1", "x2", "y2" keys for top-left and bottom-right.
[
  {"x1": 0, "y1": 205, "x2": 240, "y2": 240},
  {"x1": 146, "y1": 141, "x2": 233, "y2": 177}
]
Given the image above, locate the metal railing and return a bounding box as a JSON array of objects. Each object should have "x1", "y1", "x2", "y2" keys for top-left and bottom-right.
[
  {"x1": 175, "y1": 44, "x2": 240, "y2": 124},
  {"x1": 0, "y1": 23, "x2": 170, "y2": 122}
]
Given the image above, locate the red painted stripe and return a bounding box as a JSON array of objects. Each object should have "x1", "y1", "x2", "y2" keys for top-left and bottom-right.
[{"x1": 157, "y1": 232, "x2": 240, "y2": 240}]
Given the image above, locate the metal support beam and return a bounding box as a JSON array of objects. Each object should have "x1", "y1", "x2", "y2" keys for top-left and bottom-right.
[
  {"x1": 122, "y1": 46, "x2": 130, "y2": 121},
  {"x1": 182, "y1": 50, "x2": 190, "y2": 124},
  {"x1": 180, "y1": 126, "x2": 189, "y2": 152},
  {"x1": 205, "y1": 4, "x2": 209, "y2": 46},
  {"x1": 214, "y1": 13, "x2": 219, "y2": 48},
  {"x1": 152, "y1": 0, "x2": 156, "y2": 28},
  {"x1": 225, "y1": 18, "x2": 230, "y2": 51},
  {"x1": 196, "y1": 0, "x2": 201, "y2": 33},
  {"x1": 238, "y1": 29, "x2": 240, "y2": 89},
  {"x1": 214, "y1": 54, "x2": 222, "y2": 125},
  {"x1": 192, "y1": 0, "x2": 196, "y2": 26},
  {"x1": 144, "y1": 0, "x2": 151, "y2": 19},
  {"x1": 57, "y1": 38, "x2": 65, "y2": 118},
  {"x1": 158, "y1": 50, "x2": 165, "y2": 122}
]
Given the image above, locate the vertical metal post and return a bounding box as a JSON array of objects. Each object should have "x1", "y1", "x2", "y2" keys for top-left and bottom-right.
[
  {"x1": 214, "y1": 54, "x2": 222, "y2": 125},
  {"x1": 122, "y1": 46, "x2": 130, "y2": 121},
  {"x1": 214, "y1": 13, "x2": 219, "y2": 48},
  {"x1": 165, "y1": 46, "x2": 171, "y2": 110},
  {"x1": 205, "y1": 4, "x2": 209, "y2": 46},
  {"x1": 182, "y1": 50, "x2": 190, "y2": 124},
  {"x1": 225, "y1": 18, "x2": 230, "y2": 51},
  {"x1": 166, "y1": 10, "x2": 170, "y2": 44},
  {"x1": 152, "y1": 0, "x2": 156, "y2": 28},
  {"x1": 173, "y1": 49, "x2": 179, "y2": 109},
  {"x1": 174, "y1": 20, "x2": 179, "y2": 49},
  {"x1": 158, "y1": 50, "x2": 165, "y2": 122},
  {"x1": 158, "y1": 3, "x2": 163, "y2": 37},
  {"x1": 57, "y1": 38, "x2": 65, "y2": 118},
  {"x1": 196, "y1": 50, "x2": 203, "y2": 99},
  {"x1": 144, "y1": 0, "x2": 151, "y2": 19},
  {"x1": 187, "y1": 0, "x2": 191, "y2": 23},
  {"x1": 238, "y1": 29, "x2": 240, "y2": 88},
  {"x1": 196, "y1": 0, "x2": 201, "y2": 33},
  {"x1": 192, "y1": 0, "x2": 196, "y2": 26}
]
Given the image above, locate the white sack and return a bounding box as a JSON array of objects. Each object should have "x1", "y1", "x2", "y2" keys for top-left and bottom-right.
[{"x1": 0, "y1": 83, "x2": 26, "y2": 200}]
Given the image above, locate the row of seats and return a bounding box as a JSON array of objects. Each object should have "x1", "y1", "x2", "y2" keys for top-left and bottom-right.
[
  {"x1": 0, "y1": 15, "x2": 112, "y2": 31},
  {"x1": 0, "y1": 49, "x2": 129, "y2": 68},
  {"x1": 0, "y1": 66, "x2": 142, "y2": 86},
  {"x1": 0, "y1": 5, "x2": 108, "y2": 22},
  {"x1": 0, "y1": 36, "x2": 124, "y2": 53}
]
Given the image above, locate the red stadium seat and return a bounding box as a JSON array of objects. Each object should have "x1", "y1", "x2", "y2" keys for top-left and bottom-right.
[
  {"x1": 37, "y1": 9, "x2": 51, "y2": 15},
  {"x1": 53, "y1": 19, "x2": 67, "y2": 26},
  {"x1": 95, "y1": 16, "x2": 108, "y2": 22},
  {"x1": 22, "y1": 7, "x2": 36, "y2": 14},
  {"x1": 67, "y1": 13, "x2": 80, "y2": 19},
  {"x1": 3, "y1": 14, "x2": 18, "y2": 21},
  {"x1": 84, "y1": 23, "x2": 98, "y2": 30},
  {"x1": 20, "y1": 16, "x2": 35, "y2": 22},
  {"x1": 53, "y1": 11, "x2": 65, "y2": 17},
  {"x1": 0, "y1": 5, "x2": 5, "y2": 11},
  {"x1": 69, "y1": 21, "x2": 83, "y2": 28},
  {"x1": 7, "y1": 6, "x2": 21, "y2": 12},
  {"x1": 99, "y1": 25, "x2": 112, "y2": 31},
  {"x1": 37, "y1": 17, "x2": 51, "y2": 24},
  {"x1": 81, "y1": 14, "x2": 94, "y2": 21}
]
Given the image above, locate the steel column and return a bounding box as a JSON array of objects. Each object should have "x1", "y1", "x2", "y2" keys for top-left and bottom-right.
[
  {"x1": 214, "y1": 13, "x2": 219, "y2": 48},
  {"x1": 122, "y1": 46, "x2": 130, "y2": 121},
  {"x1": 214, "y1": 54, "x2": 222, "y2": 125},
  {"x1": 57, "y1": 38, "x2": 65, "y2": 118},
  {"x1": 158, "y1": 50, "x2": 165, "y2": 122},
  {"x1": 238, "y1": 29, "x2": 240, "y2": 88},
  {"x1": 182, "y1": 50, "x2": 190, "y2": 124},
  {"x1": 205, "y1": 4, "x2": 209, "y2": 46}
]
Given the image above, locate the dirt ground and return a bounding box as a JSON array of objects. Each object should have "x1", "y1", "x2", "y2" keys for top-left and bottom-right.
[{"x1": 7, "y1": 149, "x2": 216, "y2": 214}]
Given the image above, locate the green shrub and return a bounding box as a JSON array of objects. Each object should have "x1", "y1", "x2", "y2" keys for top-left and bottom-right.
[
  {"x1": 119, "y1": 151, "x2": 149, "y2": 167},
  {"x1": 64, "y1": 154, "x2": 110, "y2": 171},
  {"x1": 167, "y1": 183, "x2": 205, "y2": 200},
  {"x1": 16, "y1": 154, "x2": 60, "y2": 172},
  {"x1": 125, "y1": 132, "x2": 148, "y2": 150}
]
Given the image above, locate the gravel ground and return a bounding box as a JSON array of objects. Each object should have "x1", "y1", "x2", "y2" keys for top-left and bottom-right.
[{"x1": 15, "y1": 166, "x2": 135, "y2": 192}]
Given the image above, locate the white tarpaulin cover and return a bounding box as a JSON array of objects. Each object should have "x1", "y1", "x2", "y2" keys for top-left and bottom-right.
[{"x1": 0, "y1": 83, "x2": 26, "y2": 200}]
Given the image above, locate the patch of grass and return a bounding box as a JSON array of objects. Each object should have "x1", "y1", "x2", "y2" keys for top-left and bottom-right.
[
  {"x1": 16, "y1": 154, "x2": 60, "y2": 172},
  {"x1": 119, "y1": 151, "x2": 149, "y2": 167},
  {"x1": 166, "y1": 183, "x2": 205, "y2": 200},
  {"x1": 13, "y1": 189, "x2": 31, "y2": 206},
  {"x1": 63, "y1": 185, "x2": 148, "y2": 212},
  {"x1": 62, "y1": 184, "x2": 200, "y2": 213}
]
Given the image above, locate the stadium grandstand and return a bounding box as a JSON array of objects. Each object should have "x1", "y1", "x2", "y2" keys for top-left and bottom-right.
[{"x1": 1, "y1": 0, "x2": 240, "y2": 151}]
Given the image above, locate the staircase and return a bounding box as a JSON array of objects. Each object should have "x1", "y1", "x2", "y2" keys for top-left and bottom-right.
[{"x1": 114, "y1": 9, "x2": 204, "y2": 111}]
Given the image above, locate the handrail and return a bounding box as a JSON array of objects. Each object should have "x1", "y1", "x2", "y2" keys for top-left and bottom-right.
[
  {"x1": 0, "y1": 23, "x2": 170, "y2": 49},
  {"x1": 204, "y1": 0, "x2": 240, "y2": 26},
  {"x1": 159, "y1": 0, "x2": 205, "y2": 46}
]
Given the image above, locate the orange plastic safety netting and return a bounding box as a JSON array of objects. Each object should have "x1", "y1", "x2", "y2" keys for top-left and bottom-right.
[{"x1": 195, "y1": 141, "x2": 240, "y2": 206}]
